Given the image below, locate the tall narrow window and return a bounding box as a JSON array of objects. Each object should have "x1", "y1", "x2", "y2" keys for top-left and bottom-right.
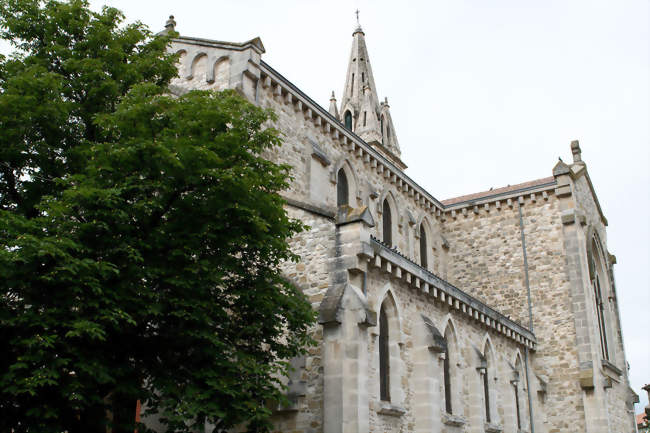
[
  {"x1": 419, "y1": 224, "x2": 428, "y2": 269},
  {"x1": 363, "y1": 111, "x2": 367, "y2": 127},
  {"x1": 483, "y1": 368, "x2": 491, "y2": 423},
  {"x1": 593, "y1": 272, "x2": 609, "y2": 360},
  {"x1": 362, "y1": 72, "x2": 365, "y2": 82},
  {"x1": 590, "y1": 240, "x2": 610, "y2": 361},
  {"x1": 380, "y1": 116, "x2": 385, "y2": 144},
  {"x1": 382, "y1": 199, "x2": 392, "y2": 246},
  {"x1": 344, "y1": 111, "x2": 352, "y2": 130},
  {"x1": 337, "y1": 168, "x2": 349, "y2": 207},
  {"x1": 379, "y1": 305, "x2": 390, "y2": 401},
  {"x1": 514, "y1": 380, "x2": 521, "y2": 430},
  {"x1": 443, "y1": 343, "x2": 452, "y2": 414},
  {"x1": 351, "y1": 73, "x2": 354, "y2": 94}
]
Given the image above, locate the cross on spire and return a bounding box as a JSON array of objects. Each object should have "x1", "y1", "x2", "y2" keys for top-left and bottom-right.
[{"x1": 355, "y1": 9, "x2": 360, "y2": 26}]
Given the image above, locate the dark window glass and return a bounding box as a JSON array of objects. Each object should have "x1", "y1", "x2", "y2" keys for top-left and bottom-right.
[
  {"x1": 363, "y1": 111, "x2": 367, "y2": 127},
  {"x1": 444, "y1": 344, "x2": 452, "y2": 414},
  {"x1": 382, "y1": 199, "x2": 392, "y2": 246},
  {"x1": 380, "y1": 116, "x2": 384, "y2": 145},
  {"x1": 514, "y1": 382, "x2": 521, "y2": 429},
  {"x1": 344, "y1": 111, "x2": 352, "y2": 130},
  {"x1": 337, "y1": 168, "x2": 349, "y2": 207},
  {"x1": 379, "y1": 306, "x2": 390, "y2": 401},
  {"x1": 483, "y1": 368, "x2": 491, "y2": 423},
  {"x1": 351, "y1": 73, "x2": 355, "y2": 94},
  {"x1": 420, "y1": 225, "x2": 428, "y2": 268},
  {"x1": 594, "y1": 273, "x2": 609, "y2": 360}
]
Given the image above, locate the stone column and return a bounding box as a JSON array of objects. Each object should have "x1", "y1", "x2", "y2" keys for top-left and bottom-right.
[{"x1": 319, "y1": 207, "x2": 376, "y2": 433}]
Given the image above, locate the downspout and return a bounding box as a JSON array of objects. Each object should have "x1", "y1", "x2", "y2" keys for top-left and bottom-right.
[{"x1": 518, "y1": 201, "x2": 536, "y2": 433}]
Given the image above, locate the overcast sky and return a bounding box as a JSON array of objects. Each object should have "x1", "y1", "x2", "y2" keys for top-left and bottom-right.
[{"x1": 4, "y1": 0, "x2": 648, "y2": 413}]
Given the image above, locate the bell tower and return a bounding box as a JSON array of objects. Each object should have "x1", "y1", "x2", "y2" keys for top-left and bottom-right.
[{"x1": 337, "y1": 12, "x2": 403, "y2": 167}]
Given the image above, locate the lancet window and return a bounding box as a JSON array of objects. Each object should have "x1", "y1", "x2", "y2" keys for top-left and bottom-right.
[
  {"x1": 379, "y1": 305, "x2": 390, "y2": 401},
  {"x1": 337, "y1": 168, "x2": 349, "y2": 207},
  {"x1": 344, "y1": 111, "x2": 352, "y2": 130},
  {"x1": 419, "y1": 224, "x2": 428, "y2": 269},
  {"x1": 382, "y1": 199, "x2": 392, "y2": 246}
]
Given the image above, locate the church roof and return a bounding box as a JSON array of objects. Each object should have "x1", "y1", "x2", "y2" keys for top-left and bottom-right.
[{"x1": 442, "y1": 176, "x2": 556, "y2": 206}]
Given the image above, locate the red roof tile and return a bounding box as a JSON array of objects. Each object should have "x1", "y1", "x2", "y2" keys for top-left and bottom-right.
[{"x1": 442, "y1": 176, "x2": 556, "y2": 206}]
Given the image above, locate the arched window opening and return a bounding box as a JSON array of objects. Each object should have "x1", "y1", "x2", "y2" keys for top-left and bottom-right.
[
  {"x1": 594, "y1": 274, "x2": 609, "y2": 359},
  {"x1": 419, "y1": 224, "x2": 428, "y2": 269},
  {"x1": 479, "y1": 346, "x2": 492, "y2": 424},
  {"x1": 443, "y1": 339, "x2": 452, "y2": 414},
  {"x1": 483, "y1": 367, "x2": 491, "y2": 423},
  {"x1": 344, "y1": 111, "x2": 352, "y2": 131},
  {"x1": 590, "y1": 237, "x2": 610, "y2": 360},
  {"x1": 513, "y1": 377, "x2": 521, "y2": 429},
  {"x1": 382, "y1": 199, "x2": 392, "y2": 246},
  {"x1": 337, "y1": 168, "x2": 349, "y2": 207},
  {"x1": 379, "y1": 305, "x2": 390, "y2": 401}
]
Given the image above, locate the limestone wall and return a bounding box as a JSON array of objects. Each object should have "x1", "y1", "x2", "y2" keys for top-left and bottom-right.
[
  {"x1": 165, "y1": 35, "x2": 635, "y2": 433},
  {"x1": 442, "y1": 190, "x2": 585, "y2": 432},
  {"x1": 362, "y1": 267, "x2": 532, "y2": 433},
  {"x1": 570, "y1": 172, "x2": 636, "y2": 433}
]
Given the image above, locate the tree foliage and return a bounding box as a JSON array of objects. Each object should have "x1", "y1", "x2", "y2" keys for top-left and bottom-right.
[{"x1": 0, "y1": 1, "x2": 315, "y2": 432}]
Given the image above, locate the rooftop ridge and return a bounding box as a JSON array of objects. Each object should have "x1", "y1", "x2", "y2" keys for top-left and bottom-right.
[{"x1": 442, "y1": 176, "x2": 556, "y2": 207}]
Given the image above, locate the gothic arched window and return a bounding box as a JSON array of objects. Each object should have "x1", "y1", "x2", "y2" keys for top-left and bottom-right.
[
  {"x1": 344, "y1": 111, "x2": 352, "y2": 130},
  {"x1": 513, "y1": 357, "x2": 524, "y2": 430},
  {"x1": 379, "y1": 304, "x2": 390, "y2": 401},
  {"x1": 479, "y1": 345, "x2": 493, "y2": 424},
  {"x1": 590, "y1": 237, "x2": 610, "y2": 360},
  {"x1": 419, "y1": 224, "x2": 428, "y2": 269},
  {"x1": 382, "y1": 199, "x2": 392, "y2": 246},
  {"x1": 337, "y1": 168, "x2": 349, "y2": 207},
  {"x1": 443, "y1": 338, "x2": 452, "y2": 414}
]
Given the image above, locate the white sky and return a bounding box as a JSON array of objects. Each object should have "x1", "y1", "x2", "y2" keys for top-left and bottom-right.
[{"x1": 3, "y1": 0, "x2": 649, "y2": 413}]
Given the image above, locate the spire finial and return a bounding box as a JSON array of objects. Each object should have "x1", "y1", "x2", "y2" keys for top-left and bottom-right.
[
  {"x1": 164, "y1": 15, "x2": 176, "y2": 32},
  {"x1": 571, "y1": 139, "x2": 583, "y2": 163},
  {"x1": 355, "y1": 9, "x2": 360, "y2": 26}
]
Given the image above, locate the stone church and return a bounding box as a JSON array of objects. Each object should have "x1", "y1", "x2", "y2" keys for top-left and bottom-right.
[{"x1": 162, "y1": 15, "x2": 638, "y2": 433}]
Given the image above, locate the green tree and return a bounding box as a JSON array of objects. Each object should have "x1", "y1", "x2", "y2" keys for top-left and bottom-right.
[{"x1": 0, "y1": 1, "x2": 315, "y2": 432}]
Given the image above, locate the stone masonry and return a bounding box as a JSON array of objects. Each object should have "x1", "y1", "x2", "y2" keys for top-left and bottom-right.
[{"x1": 156, "y1": 15, "x2": 638, "y2": 433}]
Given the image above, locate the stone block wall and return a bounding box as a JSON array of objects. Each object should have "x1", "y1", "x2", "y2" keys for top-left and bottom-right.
[
  {"x1": 164, "y1": 34, "x2": 636, "y2": 433},
  {"x1": 442, "y1": 190, "x2": 582, "y2": 432}
]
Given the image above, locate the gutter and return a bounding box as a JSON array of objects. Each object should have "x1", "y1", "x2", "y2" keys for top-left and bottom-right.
[{"x1": 518, "y1": 202, "x2": 536, "y2": 432}]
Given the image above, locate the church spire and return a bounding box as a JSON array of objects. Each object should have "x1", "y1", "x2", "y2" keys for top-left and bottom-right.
[
  {"x1": 329, "y1": 91, "x2": 339, "y2": 118},
  {"x1": 338, "y1": 14, "x2": 402, "y2": 166}
]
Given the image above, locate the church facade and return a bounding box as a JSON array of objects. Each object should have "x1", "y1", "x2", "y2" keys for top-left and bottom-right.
[{"x1": 163, "y1": 16, "x2": 638, "y2": 433}]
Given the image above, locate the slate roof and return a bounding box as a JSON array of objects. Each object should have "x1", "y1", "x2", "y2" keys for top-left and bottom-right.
[{"x1": 442, "y1": 176, "x2": 556, "y2": 206}]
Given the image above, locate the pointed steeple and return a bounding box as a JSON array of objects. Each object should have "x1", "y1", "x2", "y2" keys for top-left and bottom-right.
[
  {"x1": 338, "y1": 15, "x2": 403, "y2": 167},
  {"x1": 380, "y1": 97, "x2": 400, "y2": 158},
  {"x1": 329, "y1": 91, "x2": 339, "y2": 119},
  {"x1": 339, "y1": 22, "x2": 380, "y2": 139}
]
